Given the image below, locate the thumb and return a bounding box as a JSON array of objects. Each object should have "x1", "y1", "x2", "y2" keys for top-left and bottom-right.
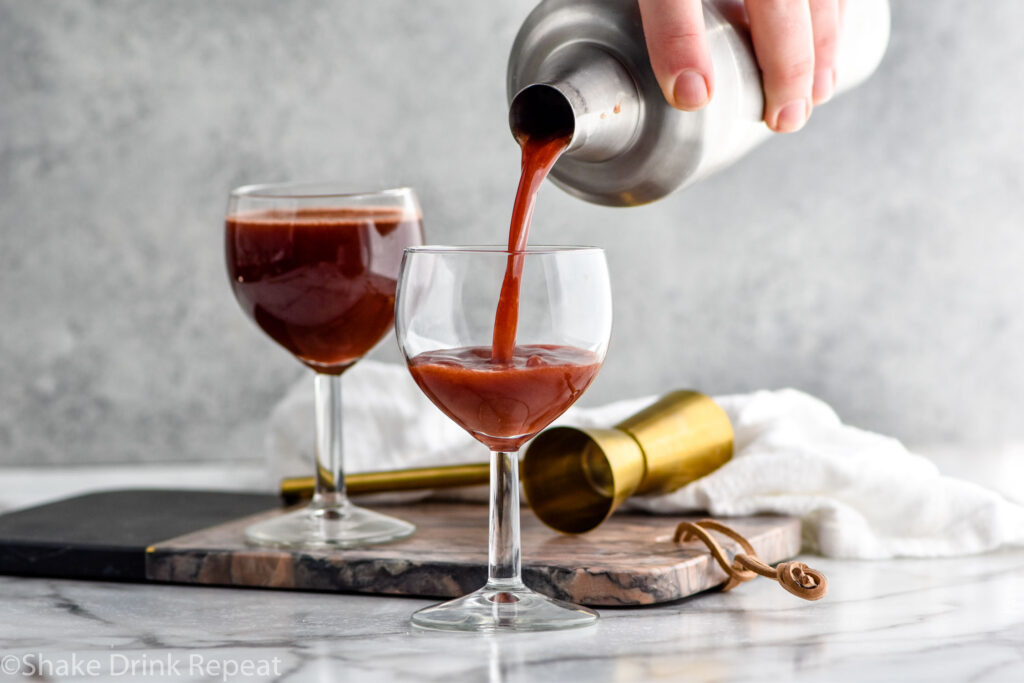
[{"x1": 638, "y1": 0, "x2": 715, "y2": 110}]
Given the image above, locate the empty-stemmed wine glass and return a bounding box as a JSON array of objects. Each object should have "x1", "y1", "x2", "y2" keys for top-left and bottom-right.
[
  {"x1": 395, "y1": 245, "x2": 612, "y2": 631},
  {"x1": 226, "y1": 182, "x2": 423, "y2": 548}
]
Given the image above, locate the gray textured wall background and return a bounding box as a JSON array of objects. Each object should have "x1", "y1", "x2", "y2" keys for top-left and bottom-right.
[{"x1": 1, "y1": 1, "x2": 1022, "y2": 466}]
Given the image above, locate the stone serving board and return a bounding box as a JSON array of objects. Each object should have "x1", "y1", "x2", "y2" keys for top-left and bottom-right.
[
  {"x1": 0, "y1": 490, "x2": 800, "y2": 606},
  {"x1": 147, "y1": 502, "x2": 801, "y2": 606}
]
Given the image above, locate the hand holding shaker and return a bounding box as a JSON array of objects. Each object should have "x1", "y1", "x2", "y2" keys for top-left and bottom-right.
[{"x1": 507, "y1": 0, "x2": 891, "y2": 206}]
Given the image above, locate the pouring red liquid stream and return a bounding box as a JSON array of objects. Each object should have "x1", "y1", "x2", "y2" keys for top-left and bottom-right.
[
  {"x1": 491, "y1": 134, "x2": 571, "y2": 363},
  {"x1": 408, "y1": 131, "x2": 601, "y2": 450}
]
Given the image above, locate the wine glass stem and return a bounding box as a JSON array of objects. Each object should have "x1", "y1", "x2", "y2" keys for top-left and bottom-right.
[
  {"x1": 487, "y1": 450, "x2": 523, "y2": 589},
  {"x1": 312, "y1": 373, "x2": 348, "y2": 510}
]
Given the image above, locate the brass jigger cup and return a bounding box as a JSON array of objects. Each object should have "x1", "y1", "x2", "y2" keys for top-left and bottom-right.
[
  {"x1": 280, "y1": 390, "x2": 733, "y2": 534},
  {"x1": 522, "y1": 390, "x2": 733, "y2": 533}
]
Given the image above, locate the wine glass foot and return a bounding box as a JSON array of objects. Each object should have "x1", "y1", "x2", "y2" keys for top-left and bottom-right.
[
  {"x1": 244, "y1": 502, "x2": 415, "y2": 549},
  {"x1": 411, "y1": 581, "x2": 598, "y2": 632}
]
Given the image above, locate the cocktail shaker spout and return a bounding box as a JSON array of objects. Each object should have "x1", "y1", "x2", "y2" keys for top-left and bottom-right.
[
  {"x1": 507, "y1": 0, "x2": 891, "y2": 206},
  {"x1": 509, "y1": 44, "x2": 641, "y2": 162}
]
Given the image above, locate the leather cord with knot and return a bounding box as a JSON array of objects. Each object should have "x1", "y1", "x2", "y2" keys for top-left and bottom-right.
[{"x1": 673, "y1": 519, "x2": 828, "y2": 600}]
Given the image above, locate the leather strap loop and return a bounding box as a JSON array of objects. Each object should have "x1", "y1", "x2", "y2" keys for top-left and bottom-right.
[{"x1": 674, "y1": 519, "x2": 827, "y2": 600}]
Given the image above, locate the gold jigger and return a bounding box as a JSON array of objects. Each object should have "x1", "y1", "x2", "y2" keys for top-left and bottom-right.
[
  {"x1": 521, "y1": 390, "x2": 733, "y2": 533},
  {"x1": 280, "y1": 390, "x2": 733, "y2": 533}
]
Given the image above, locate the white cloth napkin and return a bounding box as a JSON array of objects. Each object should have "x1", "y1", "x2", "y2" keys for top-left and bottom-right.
[{"x1": 268, "y1": 360, "x2": 1024, "y2": 559}]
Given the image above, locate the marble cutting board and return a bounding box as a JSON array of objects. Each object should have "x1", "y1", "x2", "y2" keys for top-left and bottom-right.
[
  {"x1": 0, "y1": 490, "x2": 801, "y2": 606},
  {"x1": 146, "y1": 501, "x2": 801, "y2": 606}
]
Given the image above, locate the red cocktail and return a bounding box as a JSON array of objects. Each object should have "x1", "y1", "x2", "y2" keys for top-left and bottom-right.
[
  {"x1": 408, "y1": 344, "x2": 601, "y2": 451},
  {"x1": 227, "y1": 206, "x2": 421, "y2": 373},
  {"x1": 396, "y1": 246, "x2": 612, "y2": 632},
  {"x1": 226, "y1": 184, "x2": 423, "y2": 549}
]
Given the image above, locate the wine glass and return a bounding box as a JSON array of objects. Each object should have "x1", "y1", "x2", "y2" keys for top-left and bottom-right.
[
  {"x1": 395, "y1": 246, "x2": 612, "y2": 631},
  {"x1": 226, "y1": 183, "x2": 423, "y2": 548}
]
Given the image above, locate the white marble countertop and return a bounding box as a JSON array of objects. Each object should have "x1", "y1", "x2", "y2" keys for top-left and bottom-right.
[{"x1": 1, "y1": 464, "x2": 1022, "y2": 682}]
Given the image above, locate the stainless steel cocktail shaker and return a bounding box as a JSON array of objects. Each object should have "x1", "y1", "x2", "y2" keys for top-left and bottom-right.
[{"x1": 507, "y1": 0, "x2": 891, "y2": 206}]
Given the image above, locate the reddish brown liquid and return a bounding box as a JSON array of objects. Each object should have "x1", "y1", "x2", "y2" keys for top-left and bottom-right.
[
  {"x1": 409, "y1": 131, "x2": 594, "y2": 450},
  {"x1": 408, "y1": 345, "x2": 601, "y2": 450},
  {"x1": 491, "y1": 134, "x2": 571, "y2": 362},
  {"x1": 226, "y1": 207, "x2": 423, "y2": 374}
]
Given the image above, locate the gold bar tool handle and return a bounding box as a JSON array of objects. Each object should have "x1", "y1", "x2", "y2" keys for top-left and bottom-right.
[{"x1": 281, "y1": 463, "x2": 493, "y2": 505}]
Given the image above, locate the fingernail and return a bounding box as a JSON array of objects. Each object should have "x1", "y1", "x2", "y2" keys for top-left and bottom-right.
[
  {"x1": 813, "y1": 68, "x2": 835, "y2": 104},
  {"x1": 772, "y1": 99, "x2": 810, "y2": 133},
  {"x1": 672, "y1": 70, "x2": 710, "y2": 110}
]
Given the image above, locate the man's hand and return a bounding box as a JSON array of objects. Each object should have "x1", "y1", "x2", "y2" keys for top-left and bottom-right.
[{"x1": 638, "y1": 0, "x2": 843, "y2": 132}]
